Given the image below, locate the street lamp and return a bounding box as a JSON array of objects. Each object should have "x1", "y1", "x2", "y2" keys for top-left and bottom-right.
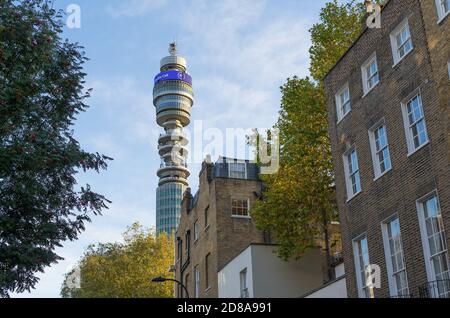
[{"x1": 151, "y1": 276, "x2": 189, "y2": 299}]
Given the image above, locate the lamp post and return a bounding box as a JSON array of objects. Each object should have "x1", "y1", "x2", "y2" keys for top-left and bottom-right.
[{"x1": 151, "y1": 276, "x2": 189, "y2": 299}]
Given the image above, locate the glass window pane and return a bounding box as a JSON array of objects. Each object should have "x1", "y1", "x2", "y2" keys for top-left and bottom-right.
[
  {"x1": 361, "y1": 240, "x2": 369, "y2": 266},
  {"x1": 427, "y1": 197, "x2": 438, "y2": 217},
  {"x1": 385, "y1": 218, "x2": 409, "y2": 295},
  {"x1": 396, "y1": 33, "x2": 403, "y2": 47},
  {"x1": 444, "y1": 0, "x2": 450, "y2": 12},
  {"x1": 421, "y1": 195, "x2": 450, "y2": 283},
  {"x1": 355, "y1": 172, "x2": 361, "y2": 193},
  {"x1": 392, "y1": 255, "x2": 398, "y2": 272},
  {"x1": 383, "y1": 149, "x2": 391, "y2": 170}
]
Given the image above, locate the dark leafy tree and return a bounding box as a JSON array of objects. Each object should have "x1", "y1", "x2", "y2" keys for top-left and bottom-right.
[{"x1": 0, "y1": 0, "x2": 111, "y2": 297}]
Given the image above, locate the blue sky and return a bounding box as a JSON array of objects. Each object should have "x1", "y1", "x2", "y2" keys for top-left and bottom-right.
[{"x1": 13, "y1": 0, "x2": 342, "y2": 297}]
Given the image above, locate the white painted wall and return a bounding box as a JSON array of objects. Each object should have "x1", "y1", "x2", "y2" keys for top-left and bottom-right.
[
  {"x1": 218, "y1": 246, "x2": 253, "y2": 298},
  {"x1": 251, "y1": 245, "x2": 324, "y2": 298},
  {"x1": 334, "y1": 263, "x2": 345, "y2": 278},
  {"x1": 305, "y1": 276, "x2": 347, "y2": 298},
  {"x1": 218, "y1": 245, "x2": 324, "y2": 298}
]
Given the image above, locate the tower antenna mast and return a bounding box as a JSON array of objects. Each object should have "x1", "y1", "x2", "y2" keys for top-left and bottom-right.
[{"x1": 169, "y1": 42, "x2": 177, "y2": 56}]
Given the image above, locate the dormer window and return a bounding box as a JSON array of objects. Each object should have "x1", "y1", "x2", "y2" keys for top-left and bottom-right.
[{"x1": 228, "y1": 162, "x2": 247, "y2": 179}]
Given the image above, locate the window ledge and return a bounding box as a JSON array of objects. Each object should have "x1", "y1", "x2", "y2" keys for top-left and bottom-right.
[
  {"x1": 337, "y1": 111, "x2": 351, "y2": 125},
  {"x1": 437, "y1": 11, "x2": 449, "y2": 24},
  {"x1": 346, "y1": 190, "x2": 362, "y2": 203},
  {"x1": 362, "y1": 81, "x2": 380, "y2": 99},
  {"x1": 373, "y1": 168, "x2": 392, "y2": 182},
  {"x1": 392, "y1": 48, "x2": 414, "y2": 68},
  {"x1": 407, "y1": 140, "x2": 430, "y2": 157},
  {"x1": 231, "y1": 215, "x2": 252, "y2": 220}
]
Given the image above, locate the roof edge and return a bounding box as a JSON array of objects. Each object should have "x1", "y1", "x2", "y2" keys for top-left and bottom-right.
[{"x1": 323, "y1": 0, "x2": 392, "y2": 81}]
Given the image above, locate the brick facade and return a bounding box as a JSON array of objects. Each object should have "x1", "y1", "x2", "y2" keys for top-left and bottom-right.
[
  {"x1": 174, "y1": 158, "x2": 268, "y2": 298},
  {"x1": 324, "y1": 0, "x2": 449, "y2": 298}
]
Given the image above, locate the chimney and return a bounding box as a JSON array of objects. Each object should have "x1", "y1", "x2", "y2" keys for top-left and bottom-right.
[
  {"x1": 200, "y1": 155, "x2": 214, "y2": 183},
  {"x1": 182, "y1": 187, "x2": 193, "y2": 213}
]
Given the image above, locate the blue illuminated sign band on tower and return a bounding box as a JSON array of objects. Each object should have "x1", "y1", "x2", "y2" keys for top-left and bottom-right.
[{"x1": 154, "y1": 70, "x2": 193, "y2": 86}]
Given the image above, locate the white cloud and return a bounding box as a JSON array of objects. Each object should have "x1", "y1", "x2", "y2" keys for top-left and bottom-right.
[
  {"x1": 161, "y1": 0, "x2": 312, "y2": 138},
  {"x1": 178, "y1": 0, "x2": 311, "y2": 86},
  {"x1": 193, "y1": 76, "x2": 273, "y2": 128},
  {"x1": 106, "y1": 0, "x2": 167, "y2": 18},
  {"x1": 88, "y1": 133, "x2": 125, "y2": 160},
  {"x1": 88, "y1": 77, "x2": 158, "y2": 144}
]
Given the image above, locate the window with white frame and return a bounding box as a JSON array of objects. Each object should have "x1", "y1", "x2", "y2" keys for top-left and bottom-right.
[
  {"x1": 361, "y1": 53, "x2": 380, "y2": 95},
  {"x1": 353, "y1": 235, "x2": 374, "y2": 298},
  {"x1": 228, "y1": 162, "x2": 247, "y2": 179},
  {"x1": 240, "y1": 268, "x2": 248, "y2": 298},
  {"x1": 382, "y1": 217, "x2": 409, "y2": 297},
  {"x1": 343, "y1": 148, "x2": 362, "y2": 200},
  {"x1": 205, "y1": 253, "x2": 211, "y2": 290},
  {"x1": 447, "y1": 60, "x2": 450, "y2": 79},
  {"x1": 335, "y1": 83, "x2": 351, "y2": 122},
  {"x1": 232, "y1": 199, "x2": 249, "y2": 217},
  {"x1": 435, "y1": 0, "x2": 450, "y2": 21},
  {"x1": 194, "y1": 220, "x2": 199, "y2": 242},
  {"x1": 390, "y1": 19, "x2": 413, "y2": 65},
  {"x1": 401, "y1": 93, "x2": 429, "y2": 154},
  {"x1": 417, "y1": 193, "x2": 450, "y2": 298},
  {"x1": 369, "y1": 123, "x2": 392, "y2": 178},
  {"x1": 194, "y1": 265, "x2": 200, "y2": 298}
]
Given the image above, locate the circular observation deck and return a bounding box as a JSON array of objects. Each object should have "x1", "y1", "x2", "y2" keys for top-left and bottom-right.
[{"x1": 153, "y1": 80, "x2": 194, "y2": 127}]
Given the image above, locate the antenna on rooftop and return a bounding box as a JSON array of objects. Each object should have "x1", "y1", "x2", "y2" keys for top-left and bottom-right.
[{"x1": 169, "y1": 42, "x2": 177, "y2": 56}]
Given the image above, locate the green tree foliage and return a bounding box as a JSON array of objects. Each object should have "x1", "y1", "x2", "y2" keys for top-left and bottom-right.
[
  {"x1": 250, "y1": 1, "x2": 367, "y2": 276},
  {"x1": 0, "y1": 0, "x2": 111, "y2": 297},
  {"x1": 251, "y1": 78, "x2": 336, "y2": 260},
  {"x1": 61, "y1": 223, "x2": 174, "y2": 298},
  {"x1": 309, "y1": 0, "x2": 365, "y2": 82}
]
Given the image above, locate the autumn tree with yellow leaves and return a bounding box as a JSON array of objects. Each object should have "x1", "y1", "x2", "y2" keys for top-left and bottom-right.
[{"x1": 61, "y1": 223, "x2": 174, "y2": 298}]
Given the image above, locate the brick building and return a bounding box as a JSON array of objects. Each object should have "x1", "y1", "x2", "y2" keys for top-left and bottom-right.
[
  {"x1": 324, "y1": 0, "x2": 449, "y2": 298},
  {"x1": 174, "y1": 157, "x2": 270, "y2": 298}
]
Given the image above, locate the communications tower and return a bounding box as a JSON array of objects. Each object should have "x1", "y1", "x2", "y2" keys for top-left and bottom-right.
[{"x1": 154, "y1": 43, "x2": 193, "y2": 235}]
